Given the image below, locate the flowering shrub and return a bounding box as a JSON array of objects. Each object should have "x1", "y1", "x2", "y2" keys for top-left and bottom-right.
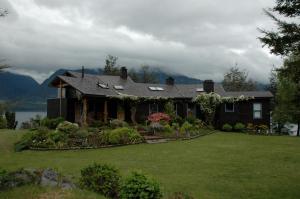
[{"x1": 148, "y1": 113, "x2": 171, "y2": 123}]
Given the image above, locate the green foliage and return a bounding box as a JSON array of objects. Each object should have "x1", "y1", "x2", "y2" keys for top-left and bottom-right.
[
  {"x1": 162, "y1": 124, "x2": 173, "y2": 137},
  {"x1": 120, "y1": 171, "x2": 162, "y2": 199},
  {"x1": 108, "y1": 127, "x2": 143, "y2": 145},
  {"x1": 0, "y1": 115, "x2": 7, "y2": 129},
  {"x1": 180, "y1": 121, "x2": 193, "y2": 136},
  {"x1": 40, "y1": 117, "x2": 64, "y2": 130},
  {"x1": 104, "y1": 55, "x2": 119, "y2": 75},
  {"x1": 186, "y1": 116, "x2": 196, "y2": 125},
  {"x1": 0, "y1": 168, "x2": 37, "y2": 191},
  {"x1": 222, "y1": 124, "x2": 233, "y2": 132},
  {"x1": 110, "y1": 119, "x2": 128, "y2": 129},
  {"x1": 259, "y1": 0, "x2": 300, "y2": 56},
  {"x1": 194, "y1": 93, "x2": 222, "y2": 125},
  {"x1": 80, "y1": 163, "x2": 121, "y2": 198},
  {"x1": 222, "y1": 67, "x2": 257, "y2": 91},
  {"x1": 55, "y1": 121, "x2": 79, "y2": 135},
  {"x1": 234, "y1": 123, "x2": 245, "y2": 132},
  {"x1": 171, "y1": 116, "x2": 183, "y2": 126},
  {"x1": 5, "y1": 112, "x2": 17, "y2": 129},
  {"x1": 164, "y1": 101, "x2": 176, "y2": 119}
]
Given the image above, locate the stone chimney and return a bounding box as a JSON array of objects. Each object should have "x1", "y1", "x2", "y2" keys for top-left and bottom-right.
[
  {"x1": 203, "y1": 80, "x2": 214, "y2": 93},
  {"x1": 165, "y1": 77, "x2": 175, "y2": 86},
  {"x1": 81, "y1": 66, "x2": 84, "y2": 78},
  {"x1": 120, "y1": 67, "x2": 127, "y2": 79}
]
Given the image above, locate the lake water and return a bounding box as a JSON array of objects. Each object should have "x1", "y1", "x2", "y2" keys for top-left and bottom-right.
[{"x1": 16, "y1": 111, "x2": 46, "y2": 128}]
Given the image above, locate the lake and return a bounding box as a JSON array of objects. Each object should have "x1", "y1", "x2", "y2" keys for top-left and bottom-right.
[{"x1": 16, "y1": 111, "x2": 46, "y2": 128}]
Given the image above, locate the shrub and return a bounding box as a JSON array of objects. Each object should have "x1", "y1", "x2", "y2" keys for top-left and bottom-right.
[
  {"x1": 194, "y1": 119, "x2": 206, "y2": 129},
  {"x1": 246, "y1": 123, "x2": 255, "y2": 132},
  {"x1": 41, "y1": 117, "x2": 64, "y2": 129},
  {"x1": 120, "y1": 171, "x2": 162, "y2": 199},
  {"x1": 234, "y1": 123, "x2": 245, "y2": 132},
  {"x1": 5, "y1": 111, "x2": 17, "y2": 129},
  {"x1": 222, "y1": 124, "x2": 232, "y2": 132},
  {"x1": 0, "y1": 115, "x2": 7, "y2": 129},
  {"x1": 164, "y1": 101, "x2": 176, "y2": 118},
  {"x1": 257, "y1": 125, "x2": 269, "y2": 135},
  {"x1": 0, "y1": 168, "x2": 37, "y2": 190},
  {"x1": 80, "y1": 163, "x2": 121, "y2": 198},
  {"x1": 162, "y1": 124, "x2": 173, "y2": 137},
  {"x1": 56, "y1": 121, "x2": 79, "y2": 135},
  {"x1": 171, "y1": 116, "x2": 183, "y2": 126},
  {"x1": 180, "y1": 121, "x2": 193, "y2": 137},
  {"x1": 108, "y1": 127, "x2": 143, "y2": 145},
  {"x1": 14, "y1": 132, "x2": 35, "y2": 152},
  {"x1": 148, "y1": 113, "x2": 170, "y2": 123},
  {"x1": 110, "y1": 119, "x2": 128, "y2": 129},
  {"x1": 90, "y1": 120, "x2": 104, "y2": 128},
  {"x1": 186, "y1": 116, "x2": 196, "y2": 125}
]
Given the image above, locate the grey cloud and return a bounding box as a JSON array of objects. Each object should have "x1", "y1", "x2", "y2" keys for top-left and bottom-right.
[{"x1": 0, "y1": 0, "x2": 282, "y2": 83}]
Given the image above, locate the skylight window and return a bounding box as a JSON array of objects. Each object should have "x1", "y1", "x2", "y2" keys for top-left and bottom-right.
[
  {"x1": 97, "y1": 83, "x2": 109, "y2": 89},
  {"x1": 114, "y1": 85, "x2": 124, "y2": 90},
  {"x1": 196, "y1": 88, "x2": 204, "y2": 92},
  {"x1": 149, "y1": 87, "x2": 164, "y2": 91}
]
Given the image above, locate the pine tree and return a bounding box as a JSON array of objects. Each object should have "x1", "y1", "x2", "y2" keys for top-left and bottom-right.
[{"x1": 259, "y1": 0, "x2": 300, "y2": 56}]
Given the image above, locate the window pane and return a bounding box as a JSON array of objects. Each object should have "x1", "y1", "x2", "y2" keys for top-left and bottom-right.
[
  {"x1": 253, "y1": 103, "x2": 261, "y2": 111},
  {"x1": 225, "y1": 103, "x2": 234, "y2": 112},
  {"x1": 254, "y1": 111, "x2": 261, "y2": 119}
]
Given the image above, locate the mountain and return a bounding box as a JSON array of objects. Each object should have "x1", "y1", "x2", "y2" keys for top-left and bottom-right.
[{"x1": 0, "y1": 71, "x2": 40, "y2": 100}]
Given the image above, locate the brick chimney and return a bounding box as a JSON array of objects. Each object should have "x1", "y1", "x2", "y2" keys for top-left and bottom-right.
[
  {"x1": 165, "y1": 77, "x2": 175, "y2": 86},
  {"x1": 120, "y1": 67, "x2": 127, "y2": 79},
  {"x1": 81, "y1": 66, "x2": 84, "y2": 78},
  {"x1": 203, "y1": 80, "x2": 214, "y2": 93}
]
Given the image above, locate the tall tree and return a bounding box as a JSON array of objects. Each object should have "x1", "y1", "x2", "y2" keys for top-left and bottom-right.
[
  {"x1": 103, "y1": 55, "x2": 119, "y2": 75},
  {"x1": 222, "y1": 67, "x2": 257, "y2": 91},
  {"x1": 139, "y1": 65, "x2": 158, "y2": 83},
  {"x1": 259, "y1": 0, "x2": 300, "y2": 56},
  {"x1": 128, "y1": 68, "x2": 140, "y2": 82}
]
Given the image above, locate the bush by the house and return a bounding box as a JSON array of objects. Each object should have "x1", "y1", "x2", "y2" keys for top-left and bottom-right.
[
  {"x1": 186, "y1": 116, "x2": 197, "y2": 125},
  {"x1": 162, "y1": 124, "x2": 174, "y2": 137},
  {"x1": 80, "y1": 163, "x2": 121, "y2": 198},
  {"x1": 222, "y1": 124, "x2": 232, "y2": 132},
  {"x1": 5, "y1": 111, "x2": 17, "y2": 129},
  {"x1": 180, "y1": 121, "x2": 193, "y2": 137},
  {"x1": 149, "y1": 122, "x2": 164, "y2": 135},
  {"x1": 110, "y1": 119, "x2": 128, "y2": 129},
  {"x1": 120, "y1": 171, "x2": 162, "y2": 199},
  {"x1": 108, "y1": 127, "x2": 144, "y2": 145},
  {"x1": 148, "y1": 113, "x2": 170, "y2": 123},
  {"x1": 257, "y1": 125, "x2": 269, "y2": 135},
  {"x1": 41, "y1": 117, "x2": 64, "y2": 129},
  {"x1": 170, "y1": 116, "x2": 183, "y2": 126},
  {"x1": 234, "y1": 123, "x2": 245, "y2": 132},
  {"x1": 56, "y1": 121, "x2": 79, "y2": 135},
  {"x1": 0, "y1": 115, "x2": 7, "y2": 129}
]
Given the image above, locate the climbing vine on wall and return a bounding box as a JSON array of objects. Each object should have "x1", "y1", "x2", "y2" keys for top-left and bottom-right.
[{"x1": 193, "y1": 93, "x2": 254, "y2": 125}]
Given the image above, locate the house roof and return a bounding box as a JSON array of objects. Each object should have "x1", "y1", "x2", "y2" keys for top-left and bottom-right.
[{"x1": 50, "y1": 71, "x2": 273, "y2": 99}]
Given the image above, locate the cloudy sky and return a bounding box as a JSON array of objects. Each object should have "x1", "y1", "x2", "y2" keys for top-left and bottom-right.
[{"x1": 0, "y1": 0, "x2": 282, "y2": 83}]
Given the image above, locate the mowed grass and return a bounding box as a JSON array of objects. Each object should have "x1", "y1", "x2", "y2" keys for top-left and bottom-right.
[{"x1": 0, "y1": 130, "x2": 300, "y2": 199}]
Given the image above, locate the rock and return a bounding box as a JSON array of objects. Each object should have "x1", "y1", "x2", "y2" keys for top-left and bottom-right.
[{"x1": 40, "y1": 168, "x2": 75, "y2": 190}]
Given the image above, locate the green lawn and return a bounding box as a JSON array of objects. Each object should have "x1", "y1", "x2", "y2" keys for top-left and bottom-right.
[{"x1": 1, "y1": 130, "x2": 300, "y2": 199}]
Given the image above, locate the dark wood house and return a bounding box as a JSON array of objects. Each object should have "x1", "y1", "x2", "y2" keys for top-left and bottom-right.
[{"x1": 48, "y1": 67, "x2": 273, "y2": 128}]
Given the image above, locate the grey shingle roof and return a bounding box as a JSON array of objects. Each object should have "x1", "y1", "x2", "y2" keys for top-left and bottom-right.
[{"x1": 52, "y1": 71, "x2": 273, "y2": 99}]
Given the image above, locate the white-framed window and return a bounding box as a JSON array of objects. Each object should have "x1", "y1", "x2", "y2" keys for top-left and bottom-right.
[
  {"x1": 225, "y1": 103, "x2": 234, "y2": 112},
  {"x1": 253, "y1": 103, "x2": 262, "y2": 119}
]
